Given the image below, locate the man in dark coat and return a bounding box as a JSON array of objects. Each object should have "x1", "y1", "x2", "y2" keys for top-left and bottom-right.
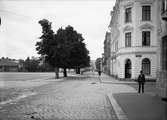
[
  {"x1": 98, "y1": 70, "x2": 101, "y2": 76},
  {"x1": 138, "y1": 70, "x2": 145, "y2": 93}
]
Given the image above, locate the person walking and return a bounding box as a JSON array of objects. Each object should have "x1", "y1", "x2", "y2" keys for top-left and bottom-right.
[
  {"x1": 98, "y1": 70, "x2": 101, "y2": 76},
  {"x1": 137, "y1": 70, "x2": 145, "y2": 93}
]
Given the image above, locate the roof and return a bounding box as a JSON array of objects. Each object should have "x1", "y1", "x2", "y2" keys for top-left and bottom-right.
[{"x1": 0, "y1": 59, "x2": 19, "y2": 66}]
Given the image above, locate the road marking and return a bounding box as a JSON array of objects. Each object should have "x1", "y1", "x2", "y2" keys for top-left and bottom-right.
[
  {"x1": 107, "y1": 94, "x2": 128, "y2": 120},
  {"x1": 0, "y1": 92, "x2": 36, "y2": 105}
]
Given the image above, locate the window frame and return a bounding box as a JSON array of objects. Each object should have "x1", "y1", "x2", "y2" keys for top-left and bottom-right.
[
  {"x1": 162, "y1": 0, "x2": 167, "y2": 13},
  {"x1": 125, "y1": 32, "x2": 131, "y2": 47},
  {"x1": 142, "y1": 58, "x2": 151, "y2": 75},
  {"x1": 125, "y1": 7, "x2": 132, "y2": 23},
  {"x1": 142, "y1": 31, "x2": 150, "y2": 46},
  {"x1": 142, "y1": 5, "x2": 151, "y2": 21}
]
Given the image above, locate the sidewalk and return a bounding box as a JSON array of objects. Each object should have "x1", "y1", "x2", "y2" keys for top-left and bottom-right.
[
  {"x1": 100, "y1": 73, "x2": 167, "y2": 120},
  {"x1": 99, "y1": 73, "x2": 136, "y2": 84}
]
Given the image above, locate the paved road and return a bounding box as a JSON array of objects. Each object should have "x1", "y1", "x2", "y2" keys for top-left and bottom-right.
[
  {"x1": 0, "y1": 72, "x2": 56, "y2": 81},
  {"x1": 0, "y1": 72, "x2": 118, "y2": 120}
]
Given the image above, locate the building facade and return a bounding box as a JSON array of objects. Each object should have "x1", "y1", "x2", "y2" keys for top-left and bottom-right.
[
  {"x1": 107, "y1": 0, "x2": 159, "y2": 80},
  {"x1": 103, "y1": 32, "x2": 111, "y2": 74},
  {"x1": 156, "y1": 0, "x2": 167, "y2": 98},
  {"x1": 0, "y1": 58, "x2": 19, "y2": 72}
]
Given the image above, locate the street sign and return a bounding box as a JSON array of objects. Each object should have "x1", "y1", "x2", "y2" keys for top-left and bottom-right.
[{"x1": 136, "y1": 54, "x2": 142, "y2": 57}]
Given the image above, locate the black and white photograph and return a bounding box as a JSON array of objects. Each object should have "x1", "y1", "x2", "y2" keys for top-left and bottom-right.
[{"x1": 0, "y1": 0, "x2": 167, "y2": 120}]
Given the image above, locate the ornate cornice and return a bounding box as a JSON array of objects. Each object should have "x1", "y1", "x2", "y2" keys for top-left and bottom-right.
[
  {"x1": 123, "y1": 25, "x2": 134, "y2": 32},
  {"x1": 136, "y1": 0, "x2": 156, "y2": 5},
  {"x1": 140, "y1": 23, "x2": 154, "y2": 30},
  {"x1": 123, "y1": 2, "x2": 134, "y2": 9}
]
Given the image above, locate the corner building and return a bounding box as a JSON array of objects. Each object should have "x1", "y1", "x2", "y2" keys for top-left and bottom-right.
[
  {"x1": 156, "y1": 0, "x2": 167, "y2": 98},
  {"x1": 109, "y1": 0, "x2": 159, "y2": 80}
]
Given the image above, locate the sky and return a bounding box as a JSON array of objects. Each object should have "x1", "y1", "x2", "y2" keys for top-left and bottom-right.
[{"x1": 0, "y1": 0, "x2": 115, "y2": 60}]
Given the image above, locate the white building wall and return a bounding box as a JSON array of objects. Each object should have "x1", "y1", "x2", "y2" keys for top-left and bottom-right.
[
  {"x1": 109, "y1": 0, "x2": 158, "y2": 80},
  {"x1": 117, "y1": 53, "x2": 157, "y2": 79}
]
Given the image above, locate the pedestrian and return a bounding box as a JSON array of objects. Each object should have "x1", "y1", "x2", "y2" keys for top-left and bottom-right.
[
  {"x1": 137, "y1": 70, "x2": 145, "y2": 93},
  {"x1": 98, "y1": 70, "x2": 101, "y2": 76}
]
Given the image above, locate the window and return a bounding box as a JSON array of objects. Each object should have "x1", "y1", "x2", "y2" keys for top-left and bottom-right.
[
  {"x1": 142, "y1": 58, "x2": 151, "y2": 75},
  {"x1": 125, "y1": 32, "x2": 131, "y2": 47},
  {"x1": 142, "y1": 6, "x2": 151, "y2": 21},
  {"x1": 162, "y1": 36, "x2": 167, "y2": 70},
  {"x1": 142, "y1": 31, "x2": 150, "y2": 46},
  {"x1": 125, "y1": 8, "x2": 132, "y2": 23},
  {"x1": 162, "y1": 0, "x2": 167, "y2": 13}
]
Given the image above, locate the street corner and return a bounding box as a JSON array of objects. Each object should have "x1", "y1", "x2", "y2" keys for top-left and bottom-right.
[{"x1": 112, "y1": 93, "x2": 167, "y2": 120}]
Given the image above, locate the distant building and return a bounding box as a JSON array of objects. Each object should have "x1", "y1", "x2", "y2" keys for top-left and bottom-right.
[
  {"x1": 156, "y1": 0, "x2": 167, "y2": 99},
  {"x1": 0, "y1": 58, "x2": 19, "y2": 72},
  {"x1": 90, "y1": 60, "x2": 96, "y2": 72},
  {"x1": 105, "y1": 0, "x2": 159, "y2": 80},
  {"x1": 103, "y1": 32, "x2": 111, "y2": 75}
]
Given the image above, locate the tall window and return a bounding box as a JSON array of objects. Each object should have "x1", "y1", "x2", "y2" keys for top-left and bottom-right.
[
  {"x1": 162, "y1": 0, "x2": 167, "y2": 13},
  {"x1": 162, "y1": 36, "x2": 167, "y2": 70},
  {"x1": 142, "y1": 6, "x2": 151, "y2": 21},
  {"x1": 125, "y1": 32, "x2": 131, "y2": 47},
  {"x1": 142, "y1": 31, "x2": 150, "y2": 46},
  {"x1": 125, "y1": 8, "x2": 132, "y2": 23},
  {"x1": 142, "y1": 58, "x2": 151, "y2": 75}
]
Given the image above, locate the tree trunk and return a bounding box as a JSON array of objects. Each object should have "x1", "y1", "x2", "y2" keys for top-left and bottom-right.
[
  {"x1": 76, "y1": 68, "x2": 80, "y2": 74},
  {"x1": 63, "y1": 68, "x2": 67, "y2": 77},
  {"x1": 78, "y1": 68, "x2": 80, "y2": 74},
  {"x1": 55, "y1": 67, "x2": 59, "y2": 79}
]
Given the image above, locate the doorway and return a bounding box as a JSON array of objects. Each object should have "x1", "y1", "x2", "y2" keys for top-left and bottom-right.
[{"x1": 125, "y1": 59, "x2": 132, "y2": 78}]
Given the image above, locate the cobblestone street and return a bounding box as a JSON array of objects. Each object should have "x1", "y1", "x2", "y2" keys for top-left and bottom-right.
[{"x1": 0, "y1": 72, "x2": 119, "y2": 120}]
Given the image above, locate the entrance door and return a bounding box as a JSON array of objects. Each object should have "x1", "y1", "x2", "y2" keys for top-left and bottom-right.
[
  {"x1": 162, "y1": 35, "x2": 167, "y2": 71},
  {"x1": 125, "y1": 59, "x2": 131, "y2": 78}
]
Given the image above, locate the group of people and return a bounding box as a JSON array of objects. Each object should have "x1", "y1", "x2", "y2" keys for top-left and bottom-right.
[{"x1": 97, "y1": 70, "x2": 146, "y2": 93}]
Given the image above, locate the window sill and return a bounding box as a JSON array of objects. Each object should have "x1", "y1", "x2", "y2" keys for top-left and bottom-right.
[
  {"x1": 142, "y1": 45, "x2": 151, "y2": 47},
  {"x1": 141, "y1": 20, "x2": 152, "y2": 22},
  {"x1": 125, "y1": 22, "x2": 132, "y2": 24}
]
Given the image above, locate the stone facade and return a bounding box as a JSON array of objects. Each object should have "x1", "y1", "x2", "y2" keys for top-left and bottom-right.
[
  {"x1": 156, "y1": 0, "x2": 167, "y2": 98},
  {"x1": 103, "y1": 32, "x2": 111, "y2": 74},
  {"x1": 106, "y1": 0, "x2": 159, "y2": 80}
]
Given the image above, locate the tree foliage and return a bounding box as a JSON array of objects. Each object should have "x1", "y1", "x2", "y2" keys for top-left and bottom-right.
[
  {"x1": 36, "y1": 19, "x2": 90, "y2": 77},
  {"x1": 23, "y1": 57, "x2": 54, "y2": 72}
]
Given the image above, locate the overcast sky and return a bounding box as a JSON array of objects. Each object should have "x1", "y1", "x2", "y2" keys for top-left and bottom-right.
[{"x1": 0, "y1": 0, "x2": 115, "y2": 60}]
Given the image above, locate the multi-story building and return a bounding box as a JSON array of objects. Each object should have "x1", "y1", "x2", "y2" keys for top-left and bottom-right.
[
  {"x1": 0, "y1": 57, "x2": 19, "y2": 72},
  {"x1": 108, "y1": 0, "x2": 159, "y2": 80},
  {"x1": 103, "y1": 32, "x2": 111, "y2": 74},
  {"x1": 156, "y1": 0, "x2": 167, "y2": 99}
]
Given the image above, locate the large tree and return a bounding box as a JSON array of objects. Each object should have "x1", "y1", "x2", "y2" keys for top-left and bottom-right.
[
  {"x1": 55, "y1": 25, "x2": 90, "y2": 76},
  {"x1": 63, "y1": 26, "x2": 90, "y2": 74},
  {"x1": 36, "y1": 19, "x2": 60, "y2": 78},
  {"x1": 36, "y1": 19, "x2": 90, "y2": 78}
]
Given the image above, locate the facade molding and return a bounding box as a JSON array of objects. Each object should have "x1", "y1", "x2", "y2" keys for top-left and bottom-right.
[
  {"x1": 123, "y1": 2, "x2": 134, "y2": 9},
  {"x1": 136, "y1": 0, "x2": 156, "y2": 5},
  {"x1": 115, "y1": 51, "x2": 156, "y2": 57},
  {"x1": 139, "y1": 23, "x2": 154, "y2": 30},
  {"x1": 123, "y1": 25, "x2": 134, "y2": 32}
]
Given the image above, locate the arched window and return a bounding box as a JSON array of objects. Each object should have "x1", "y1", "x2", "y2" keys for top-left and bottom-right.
[{"x1": 142, "y1": 58, "x2": 151, "y2": 75}]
